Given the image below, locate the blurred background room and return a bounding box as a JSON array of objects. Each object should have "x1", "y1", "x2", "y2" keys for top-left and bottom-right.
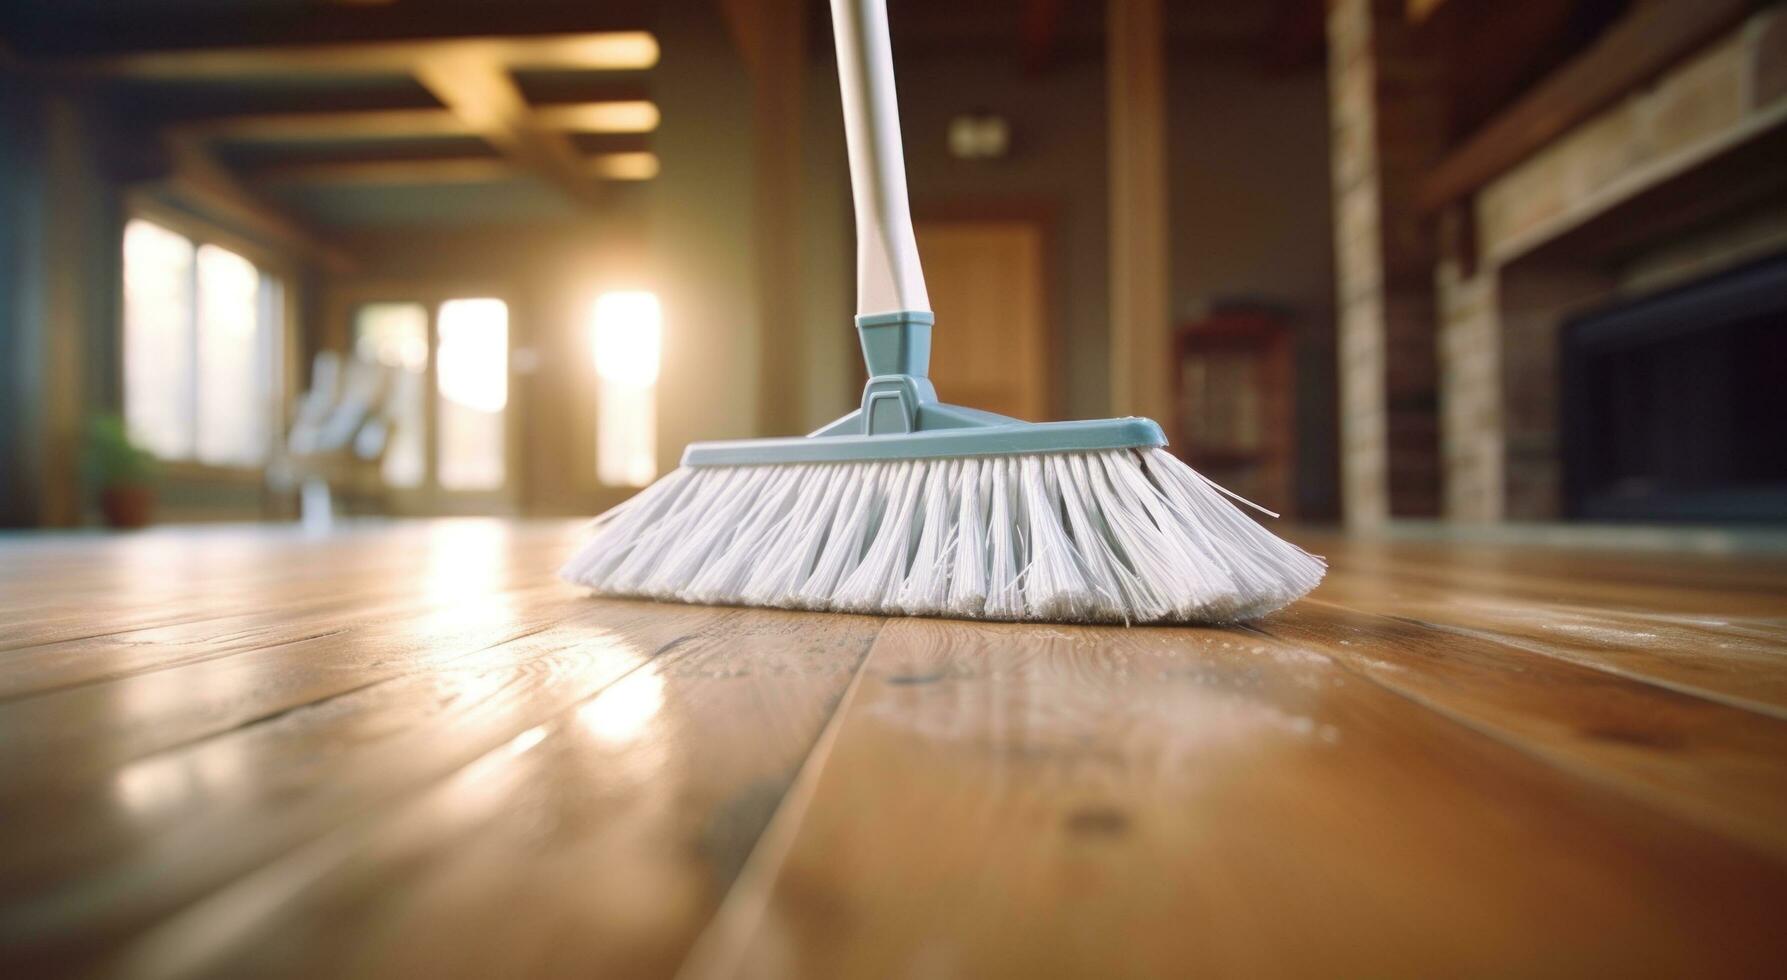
[
  {"x1": 6, "y1": 4, "x2": 1787, "y2": 978},
  {"x1": 1, "y1": 0, "x2": 1783, "y2": 535}
]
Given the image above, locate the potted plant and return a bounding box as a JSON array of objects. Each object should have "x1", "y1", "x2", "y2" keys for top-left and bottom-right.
[{"x1": 85, "y1": 414, "x2": 158, "y2": 529}]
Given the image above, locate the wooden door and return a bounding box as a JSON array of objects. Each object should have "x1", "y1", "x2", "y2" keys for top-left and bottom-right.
[{"x1": 913, "y1": 219, "x2": 1050, "y2": 421}]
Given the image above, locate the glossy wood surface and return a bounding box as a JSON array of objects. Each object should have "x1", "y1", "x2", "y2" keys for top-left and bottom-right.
[{"x1": 2, "y1": 520, "x2": 1785, "y2": 978}]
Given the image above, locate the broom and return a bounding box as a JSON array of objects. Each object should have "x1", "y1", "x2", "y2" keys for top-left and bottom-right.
[{"x1": 561, "y1": 0, "x2": 1325, "y2": 624}]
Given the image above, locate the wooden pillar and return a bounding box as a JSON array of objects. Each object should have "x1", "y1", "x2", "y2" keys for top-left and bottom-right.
[
  {"x1": 0, "y1": 83, "x2": 40, "y2": 527},
  {"x1": 1106, "y1": 0, "x2": 1173, "y2": 425},
  {"x1": 727, "y1": 0, "x2": 807, "y2": 437},
  {"x1": 1435, "y1": 203, "x2": 1504, "y2": 523},
  {"x1": 24, "y1": 96, "x2": 99, "y2": 528},
  {"x1": 39, "y1": 98, "x2": 85, "y2": 526}
]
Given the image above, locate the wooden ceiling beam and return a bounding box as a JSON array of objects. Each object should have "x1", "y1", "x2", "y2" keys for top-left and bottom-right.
[
  {"x1": 7, "y1": 3, "x2": 657, "y2": 58},
  {"x1": 171, "y1": 108, "x2": 472, "y2": 143},
  {"x1": 252, "y1": 156, "x2": 516, "y2": 186},
  {"x1": 27, "y1": 28, "x2": 663, "y2": 217},
  {"x1": 167, "y1": 101, "x2": 659, "y2": 143},
  {"x1": 59, "y1": 33, "x2": 658, "y2": 81},
  {"x1": 532, "y1": 101, "x2": 660, "y2": 134},
  {"x1": 412, "y1": 51, "x2": 609, "y2": 208},
  {"x1": 248, "y1": 151, "x2": 659, "y2": 186}
]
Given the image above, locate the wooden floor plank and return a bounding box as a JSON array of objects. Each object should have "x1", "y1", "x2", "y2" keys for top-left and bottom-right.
[
  {"x1": 0, "y1": 534, "x2": 624, "y2": 789},
  {"x1": 5, "y1": 521, "x2": 1786, "y2": 978},
  {"x1": 0, "y1": 600, "x2": 739, "y2": 972},
  {"x1": 1253, "y1": 603, "x2": 1787, "y2": 862},
  {"x1": 1299, "y1": 532, "x2": 1787, "y2": 715},
  {"x1": 1312, "y1": 578, "x2": 1787, "y2": 717},
  {"x1": 0, "y1": 580, "x2": 567, "y2": 700},
  {"x1": 692, "y1": 617, "x2": 1787, "y2": 979},
  {"x1": 0, "y1": 521, "x2": 574, "y2": 648},
  {"x1": 1294, "y1": 532, "x2": 1787, "y2": 618},
  {"x1": 102, "y1": 608, "x2": 882, "y2": 980},
  {"x1": 0, "y1": 599, "x2": 601, "y2": 790}
]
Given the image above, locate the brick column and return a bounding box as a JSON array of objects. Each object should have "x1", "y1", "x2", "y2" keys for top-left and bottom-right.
[
  {"x1": 1435, "y1": 241, "x2": 1503, "y2": 522},
  {"x1": 1326, "y1": 0, "x2": 1445, "y2": 527}
]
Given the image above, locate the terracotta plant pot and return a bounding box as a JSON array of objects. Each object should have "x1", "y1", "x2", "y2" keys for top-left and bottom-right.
[{"x1": 100, "y1": 485, "x2": 155, "y2": 529}]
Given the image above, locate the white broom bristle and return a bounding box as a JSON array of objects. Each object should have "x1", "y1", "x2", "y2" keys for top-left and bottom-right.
[{"x1": 559, "y1": 447, "x2": 1325, "y2": 624}]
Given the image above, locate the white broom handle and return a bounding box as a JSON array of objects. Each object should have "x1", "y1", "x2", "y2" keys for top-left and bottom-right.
[{"x1": 830, "y1": 0, "x2": 930, "y2": 317}]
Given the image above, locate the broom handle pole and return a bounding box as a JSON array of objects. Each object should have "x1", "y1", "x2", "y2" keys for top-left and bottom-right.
[{"x1": 831, "y1": 0, "x2": 930, "y2": 317}]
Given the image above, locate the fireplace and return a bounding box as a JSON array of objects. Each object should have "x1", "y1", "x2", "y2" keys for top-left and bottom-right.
[
  {"x1": 1418, "y1": 4, "x2": 1787, "y2": 526},
  {"x1": 1561, "y1": 253, "x2": 1787, "y2": 523}
]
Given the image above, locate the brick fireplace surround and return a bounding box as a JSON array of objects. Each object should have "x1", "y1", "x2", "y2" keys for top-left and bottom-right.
[{"x1": 1327, "y1": 1, "x2": 1787, "y2": 527}]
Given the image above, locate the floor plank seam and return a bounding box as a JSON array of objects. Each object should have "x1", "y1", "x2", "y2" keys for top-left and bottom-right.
[
  {"x1": 103, "y1": 612, "x2": 680, "y2": 772},
  {"x1": 674, "y1": 616, "x2": 892, "y2": 980},
  {"x1": 0, "y1": 580, "x2": 568, "y2": 657},
  {"x1": 0, "y1": 628, "x2": 357, "y2": 706}
]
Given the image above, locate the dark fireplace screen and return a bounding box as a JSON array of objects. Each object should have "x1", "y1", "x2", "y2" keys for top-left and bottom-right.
[{"x1": 1562, "y1": 253, "x2": 1787, "y2": 524}]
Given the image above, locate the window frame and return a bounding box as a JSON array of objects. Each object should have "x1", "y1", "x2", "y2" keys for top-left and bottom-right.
[
  {"x1": 324, "y1": 279, "x2": 522, "y2": 517},
  {"x1": 118, "y1": 197, "x2": 300, "y2": 480}
]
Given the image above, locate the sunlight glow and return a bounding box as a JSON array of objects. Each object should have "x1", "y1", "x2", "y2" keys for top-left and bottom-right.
[
  {"x1": 578, "y1": 670, "x2": 665, "y2": 746},
  {"x1": 437, "y1": 299, "x2": 508, "y2": 413},
  {"x1": 194, "y1": 244, "x2": 267, "y2": 466},
  {"x1": 591, "y1": 291, "x2": 661, "y2": 487},
  {"x1": 123, "y1": 220, "x2": 282, "y2": 467},
  {"x1": 437, "y1": 298, "x2": 508, "y2": 491},
  {"x1": 423, "y1": 520, "x2": 508, "y2": 601},
  {"x1": 592, "y1": 292, "x2": 662, "y2": 386},
  {"x1": 123, "y1": 219, "x2": 197, "y2": 459}
]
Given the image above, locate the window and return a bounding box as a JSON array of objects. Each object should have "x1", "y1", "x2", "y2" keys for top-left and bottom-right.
[
  {"x1": 123, "y1": 218, "x2": 283, "y2": 466},
  {"x1": 435, "y1": 298, "x2": 509, "y2": 491},
  {"x1": 353, "y1": 303, "x2": 430, "y2": 489},
  {"x1": 122, "y1": 221, "x2": 194, "y2": 460},
  {"x1": 590, "y1": 291, "x2": 661, "y2": 487}
]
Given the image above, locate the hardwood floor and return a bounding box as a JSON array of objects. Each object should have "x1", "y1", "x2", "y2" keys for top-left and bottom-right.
[{"x1": 2, "y1": 520, "x2": 1785, "y2": 978}]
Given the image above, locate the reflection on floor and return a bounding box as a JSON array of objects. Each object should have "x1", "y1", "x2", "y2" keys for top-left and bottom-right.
[{"x1": 2, "y1": 519, "x2": 1785, "y2": 977}]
